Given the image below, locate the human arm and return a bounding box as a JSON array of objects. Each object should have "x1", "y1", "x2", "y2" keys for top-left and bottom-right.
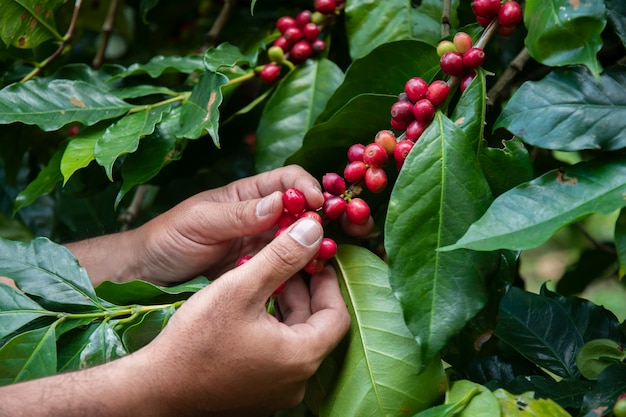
[{"x1": 0, "y1": 217, "x2": 350, "y2": 417}]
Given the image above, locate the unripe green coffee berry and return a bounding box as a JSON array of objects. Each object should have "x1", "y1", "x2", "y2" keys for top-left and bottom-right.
[
  {"x1": 267, "y1": 45, "x2": 285, "y2": 63},
  {"x1": 436, "y1": 40, "x2": 457, "y2": 57}
]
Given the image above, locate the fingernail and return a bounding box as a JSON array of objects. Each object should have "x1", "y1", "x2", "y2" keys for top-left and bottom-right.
[
  {"x1": 256, "y1": 195, "x2": 274, "y2": 218},
  {"x1": 288, "y1": 218, "x2": 321, "y2": 247}
]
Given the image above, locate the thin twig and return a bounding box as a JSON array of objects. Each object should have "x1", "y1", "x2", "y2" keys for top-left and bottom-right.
[
  {"x1": 441, "y1": 0, "x2": 452, "y2": 38},
  {"x1": 205, "y1": 0, "x2": 239, "y2": 47},
  {"x1": 574, "y1": 222, "x2": 617, "y2": 255},
  {"x1": 486, "y1": 47, "x2": 531, "y2": 108},
  {"x1": 20, "y1": 0, "x2": 83, "y2": 82},
  {"x1": 119, "y1": 184, "x2": 151, "y2": 231},
  {"x1": 92, "y1": 0, "x2": 121, "y2": 69}
]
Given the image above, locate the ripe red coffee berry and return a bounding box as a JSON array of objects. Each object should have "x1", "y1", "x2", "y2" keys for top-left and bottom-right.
[
  {"x1": 273, "y1": 282, "x2": 286, "y2": 295},
  {"x1": 394, "y1": 139, "x2": 415, "y2": 169},
  {"x1": 304, "y1": 257, "x2": 326, "y2": 274},
  {"x1": 300, "y1": 210, "x2": 323, "y2": 224},
  {"x1": 390, "y1": 100, "x2": 415, "y2": 124},
  {"x1": 391, "y1": 117, "x2": 410, "y2": 131},
  {"x1": 236, "y1": 255, "x2": 252, "y2": 266},
  {"x1": 453, "y1": 32, "x2": 473, "y2": 54},
  {"x1": 463, "y1": 48, "x2": 486, "y2": 69},
  {"x1": 277, "y1": 211, "x2": 298, "y2": 228},
  {"x1": 405, "y1": 119, "x2": 429, "y2": 141},
  {"x1": 311, "y1": 39, "x2": 326, "y2": 54},
  {"x1": 290, "y1": 41, "x2": 312, "y2": 63},
  {"x1": 346, "y1": 198, "x2": 371, "y2": 225},
  {"x1": 347, "y1": 143, "x2": 365, "y2": 162},
  {"x1": 272, "y1": 36, "x2": 290, "y2": 52},
  {"x1": 322, "y1": 172, "x2": 346, "y2": 196},
  {"x1": 283, "y1": 27, "x2": 303, "y2": 44},
  {"x1": 344, "y1": 161, "x2": 367, "y2": 182},
  {"x1": 404, "y1": 77, "x2": 429, "y2": 103},
  {"x1": 427, "y1": 80, "x2": 450, "y2": 106},
  {"x1": 323, "y1": 195, "x2": 347, "y2": 219},
  {"x1": 302, "y1": 22, "x2": 320, "y2": 41},
  {"x1": 365, "y1": 167, "x2": 388, "y2": 193},
  {"x1": 260, "y1": 63, "x2": 281, "y2": 84},
  {"x1": 460, "y1": 72, "x2": 476, "y2": 93},
  {"x1": 315, "y1": 0, "x2": 337, "y2": 14},
  {"x1": 440, "y1": 51, "x2": 465, "y2": 76},
  {"x1": 276, "y1": 16, "x2": 297, "y2": 34},
  {"x1": 374, "y1": 130, "x2": 397, "y2": 155},
  {"x1": 317, "y1": 237, "x2": 338, "y2": 259},
  {"x1": 476, "y1": 15, "x2": 493, "y2": 27},
  {"x1": 363, "y1": 143, "x2": 388, "y2": 167},
  {"x1": 283, "y1": 188, "x2": 306, "y2": 215},
  {"x1": 295, "y1": 10, "x2": 312, "y2": 27},
  {"x1": 472, "y1": 0, "x2": 502, "y2": 18},
  {"x1": 498, "y1": 1, "x2": 522, "y2": 28},
  {"x1": 413, "y1": 99, "x2": 435, "y2": 123}
]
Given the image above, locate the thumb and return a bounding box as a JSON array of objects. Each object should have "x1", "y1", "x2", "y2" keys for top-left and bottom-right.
[{"x1": 234, "y1": 217, "x2": 323, "y2": 304}]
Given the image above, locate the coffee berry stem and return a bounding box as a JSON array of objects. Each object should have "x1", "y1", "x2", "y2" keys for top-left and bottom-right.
[{"x1": 227, "y1": 70, "x2": 257, "y2": 87}]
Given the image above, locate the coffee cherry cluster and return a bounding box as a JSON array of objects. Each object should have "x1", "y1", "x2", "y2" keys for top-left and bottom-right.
[
  {"x1": 472, "y1": 0, "x2": 523, "y2": 36},
  {"x1": 435, "y1": 32, "x2": 485, "y2": 93}
]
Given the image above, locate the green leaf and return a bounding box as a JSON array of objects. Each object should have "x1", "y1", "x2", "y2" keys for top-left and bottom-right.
[
  {"x1": 478, "y1": 138, "x2": 533, "y2": 198},
  {"x1": 442, "y1": 155, "x2": 626, "y2": 251},
  {"x1": 203, "y1": 42, "x2": 259, "y2": 72},
  {"x1": 579, "y1": 364, "x2": 626, "y2": 417},
  {"x1": 344, "y1": 0, "x2": 459, "y2": 60},
  {"x1": 524, "y1": 0, "x2": 605, "y2": 76},
  {"x1": 176, "y1": 71, "x2": 229, "y2": 146},
  {"x1": 60, "y1": 127, "x2": 105, "y2": 185},
  {"x1": 57, "y1": 320, "x2": 103, "y2": 372},
  {"x1": 494, "y1": 287, "x2": 583, "y2": 379},
  {"x1": 576, "y1": 339, "x2": 626, "y2": 380},
  {"x1": 494, "y1": 66, "x2": 626, "y2": 152},
  {"x1": 0, "y1": 283, "x2": 50, "y2": 340},
  {"x1": 319, "y1": 245, "x2": 447, "y2": 417},
  {"x1": 0, "y1": 237, "x2": 104, "y2": 311},
  {"x1": 0, "y1": 0, "x2": 63, "y2": 48},
  {"x1": 95, "y1": 276, "x2": 208, "y2": 305},
  {"x1": 317, "y1": 40, "x2": 440, "y2": 123},
  {"x1": 0, "y1": 78, "x2": 133, "y2": 131},
  {"x1": 13, "y1": 145, "x2": 64, "y2": 214},
  {"x1": 122, "y1": 306, "x2": 175, "y2": 352},
  {"x1": 77, "y1": 321, "x2": 127, "y2": 367},
  {"x1": 286, "y1": 94, "x2": 397, "y2": 178},
  {"x1": 385, "y1": 113, "x2": 498, "y2": 367},
  {"x1": 113, "y1": 85, "x2": 179, "y2": 100},
  {"x1": 114, "y1": 55, "x2": 205, "y2": 79},
  {"x1": 0, "y1": 325, "x2": 56, "y2": 386},
  {"x1": 615, "y1": 209, "x2": 626, "y2": 279},
  {"x1": 139, "y1": 0, "x2": 159, "y2": 23},
  {"x1": 95, "y1": 105, "x2": 171, "y2": 181},
  {"x1": 493, "y1": 389, "x2": 572, "y2": 417},
  {"x1": 447, "y1": 380, "x2": 500, "y2": 417},
  {"x1": 256, "y1": 59, "x2": 344, "y2": 172},
  {"x1": 607, "y1": 0, "x2": 626, "y2": 47},
  {"x1": 451, "y1": 68, "x2": 489, "y2": 151}
]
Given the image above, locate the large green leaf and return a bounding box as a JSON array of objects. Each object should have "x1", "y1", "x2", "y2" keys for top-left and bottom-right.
[
  {"x1": 442, "y1": 155, "x2": 626, "y2": 252},
  {"x1": 113, "y1": 55, "x2": 205, "y2": 79},
  {"x1": 0, "y1": 0, "x2": 63, "y2": 48},
  {"x1": 478, "y1": 138, "x2": 533, "y2": 198},
  {"x1": 494, "y1": 389, "x2": 572, "y2": 417},
  {"x1": 77, "y1": 321, "x2": 127, "y2": 368},
  {"x1": 494, "y1": 66, "x2": 626, "y2": 152},
  {"x1": 95, "y1": 276, "x2": 208, "y2": 305},
  {"x1": 0, "y1": 325, "x2": 56, "y2": 386},
  {"x1": 317, "y1": 40, "x2": 440, "y2": 123},
  {"x1": 579, "y1": 364, "x2": 626, "y2": 417},
  {"x1": 0, "y1": 283, "x2": 50, "y2": 340},
  {"x1": 494, "y1": 287, "x2": 583, "y2": 379},
  {"x1": 203, "y1": 42, "x2": 259, "y2": 72},
  {"x1": 0, "y1": 78, "x2": 133, "y2": 131},
  {"x1": 13, "y1": 145, "x2": 64, "y2": 214},
  {"x1": 57, "y1": 321, "x2": 103, "y2": 372},
  {"x1": 319, "y1": 245, "x2": 446, "y2": 417},
  {"x1": 95, "y1": 105, "x2": 171, "y2": 180},
  {"x1": 176, "y1": 71, "x2": 229, "y2": 146},
  {"x1": 344, "y1": 0, "x2": 458, "y2": 60},
  {"x1": 255, "y1": 59, "x2": 344, "y2": 172},
  {"x1": 524, "y1": 0, "x2": 605, "y2": 76},
  {"x1": 121, "y1": 306, "x2": 175, "y2": 352},
  {"x1": 60, "y1": 128, "x2": 103, "y2": 184},
  {"x1": 606, "y1": 0, "x2": 626, "y2": 47},
  {"x1": 385, "y1": 113, "x2": 498, "y2": 368},
  {"x1": 0, "y1": 237, "x2": 104, "y2": 311}
]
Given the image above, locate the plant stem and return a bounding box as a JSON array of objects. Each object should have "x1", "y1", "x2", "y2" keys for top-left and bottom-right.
[
  {"x1": 52, "y1": 301, "x2": 185, "y2": 322},
  {"x1": 441, "y1": 0, "x2": 452, "y2": 38},
  {"x1": 92, "y1": 0, "x2": 121, "y2": 69},
  {"x1": 128, "y1": 93, "x2": 190, "y2": 114},
  {"x1": 205, "y1": 0, "x2": 239, "y2": 46},
  {"x1": 486, "y1": 47, "x2": 531, "y2": 108}
]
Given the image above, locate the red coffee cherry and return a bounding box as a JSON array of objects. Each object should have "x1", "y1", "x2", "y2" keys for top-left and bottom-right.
[
  {"x1": 323, "y1": 195, "x2": 347, "y2": 219},
  {"x1": 317, "y1": 237, "x2": 338, "y2": 259},
  {"x1": 272, "y1": 36, "x2": 290, "y2": 52},
  {"x1": 498, "y1": 1, "x2": 523, "y2": 28},
  {"x1": 304, "y1": 257, "x2": 326, "y2": 274},
  {"x1": 277, "y1": 211, "x2": 298, "y2": 228},
  {"x1": 394, "y1": 139, "x2": 415, "y2": 170},
  {"x1": 236, "y1": 255, "x2": 252, "y2": 266},
  {"x1": 453, "y1": 32, "x2": 473, "y2": 54},
  {"x1": 391, "y1": 100, "x2": 415, "y2": 124},
  {"x1": 283, "y1": 27, "x2": 303, "y2": 44},
  {"x1": 391, "y1": 117, "x2": 410, "y2": 131},
  {"x1": 295, "y1": 10, "x2": 312, "y2": 27},
  {"x1": 404, "y1": 77, "x2": 429, "y2": 102},
  {"x1": 363, "y1": 143, "x2": 388, "y2": 167},
  {"x1": 405, "y1": 119, "x2": 429, "y2": 141},
  {"x1": 463, "y1": 48, "x2": 486, "y2": 69},
  {"x1": 472, "y1": 0, "x2": 502, "y2": 18},
  {"x1": 273, "y1": 282, "x2": 287, "y2": 295},
  {"x1": 460, "y1": 72, "x2": 477, "y2": 93},
  {"x1": 427, "y1": 80, "x2": 450, "y2": 107},
  {"x1": 322, "y1": 172, "x2": 346, "y2": 196},
  {"x1": 276, "y1": 16, "x2": 297, "y2": 34},
  {"x1": 300, "y1": 210, "x2": 323, "y2": 224},
  {"x1": 346, "y1": 198, "x2": 371, "y2": 225},
  {"x1": 302, "y1": 23, "x2": 320, "y2": 41},
  {"x1": 413, "y1": 99, "x2": 435, "y2": 123},
  {"x1": 344, "y1": 160, "x2": 367, "y2": 182},
  {"x1": 311, "y1": 39, "x2": 327, "y2": 54},
  {"x1": 260, "y1": 63, "x2": 281, "y2": 84},
  {"x1": 315, "y1": 0, "x2": 337, "y2": 14},
  {"x1": 440, "y1": 51, "x2": 465, "y2": 76},
  {"x1": 364, "y1": 166, "x2": 388, "y2": 193},
  {"x1": 347, "y1": 143, "x2": 365, "y2": 162},
  {"x1": 476, "y1": 15, "x2": 493, "y2": 27},
  {"x1": 283, "y1": 188, "x2": 306, "y2": 215},
  {"x1": 374, "y1": 130, "x2": 397, "y2": 155},
  {"x1": 289, "y1": 41, "x2": 313, "y2": 63}
]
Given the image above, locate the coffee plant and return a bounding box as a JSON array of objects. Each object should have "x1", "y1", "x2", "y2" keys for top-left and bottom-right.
[{"x1": 0, "y1": 0, "x2": 626, "y2": 415}]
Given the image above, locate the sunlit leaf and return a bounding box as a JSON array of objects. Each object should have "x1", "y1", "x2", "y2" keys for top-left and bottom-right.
[{"x1": 494, "y1": 388, "x2": 572, "y2": 417}]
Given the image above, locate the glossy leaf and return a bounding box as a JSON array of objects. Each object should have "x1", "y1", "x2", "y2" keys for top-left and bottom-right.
[
  {"x1": 0, "y1": 325, "x2": 56, "y2": 386},
  {"x1": 317, "y1": 40, "x2": 440, "y2": 123},
  {"x1": 95, "y1": 276, "x2": 208, "y2": 305},
  {"x1": 319, "y1": 245, "x2": 446, "y2": 417},
  {"x1": 203, "y1": 42, "x2": 258, "y2": 72},
  {"x1": 451, "y1": 68, "x2": 489, "y2": 151},
  {"x1": 57, "y1": 321, "x2": 103, "y2": 372},
  {"x1": 0, "y1": 78, "x2": 133, "y2": 131},
  {"x1": 524, "y1": 0, "x2": 605, "y2": 76},
  {"x1": 576, "y1": 339, "x2": 626, "y2": 380},
  {"x1": 494, "y1": 66, "x2": 626, "y2": 152},
  {"x1": 114, "y1": 55, "x2": 205, "y2": 79},
  {"x1": 579, "y1": 364, "x2": 626, "y2": 417},
  {"x1": 13, "y1": 145, "x2": 64, "y2": 214},
  {"x1": 494, "y1": 287, "x2": 582, "y2": 379},
  {"x1": 0, "y1": 283, "x2": 50, "y2": 340},
  {"x1": 0, "y1": 0, "x2": 63, "y2": 48},
  {"x1": 0, "y1": 237, "x2": 104, "y2": 311},
  {"x1": 442, "y1": 155, "x2": 626, "y2": 251},
  {"x1": 615, "y1": 209, "x2": 626, "y2": 279},
  {"x1": 494, "y1": 389, "x2": 572, "y2": 417},
  {"x1": 385, "y1": 113, "x2": 497, "y2": 367},
  {"x1": 77, "y1": 321, "x2": 127, "y2": 368},
  {"x1": 95, "y1": 105, "x2": 170, "y2": 180},
  {"x1": 447, "y1": 380, "x2": 500, "y2": 417},
  {"x1": 256, "y1": 59, "x2": 344, "y2": 172},
  {"x1": 60, "y1": 129, "x2": 103, "y2": 184},
  {"x1": 113, "y1": 85, "x2": 179, "y2": 100},
  {"x1": 478, "y1": 138, "x2": 533, "y2": 198},
  {"x1": 176, "y1": 71, "x2": 229, "y2": 146},
  {"x1": 122, "y1": 306, "x2": 175, "y2": 352},
  {"x1": 606, "y1": 0, "x2": 626, "y2": 46}
]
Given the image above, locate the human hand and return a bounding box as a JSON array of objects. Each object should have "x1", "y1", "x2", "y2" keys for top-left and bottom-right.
[{"x1": 132, "y1": 217, "x2": 351, "y2": 416}]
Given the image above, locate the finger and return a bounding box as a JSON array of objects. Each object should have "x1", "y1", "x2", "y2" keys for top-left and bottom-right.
[
  {"x1": 234, "y1": 217, "x2": 323, "y2": 305},
  {"x1": 276, "y1": 276, "x2": 312, "y2": 326},
  {"x1": 340, "y1": 213, "x2": 375, "y2": 238}
]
